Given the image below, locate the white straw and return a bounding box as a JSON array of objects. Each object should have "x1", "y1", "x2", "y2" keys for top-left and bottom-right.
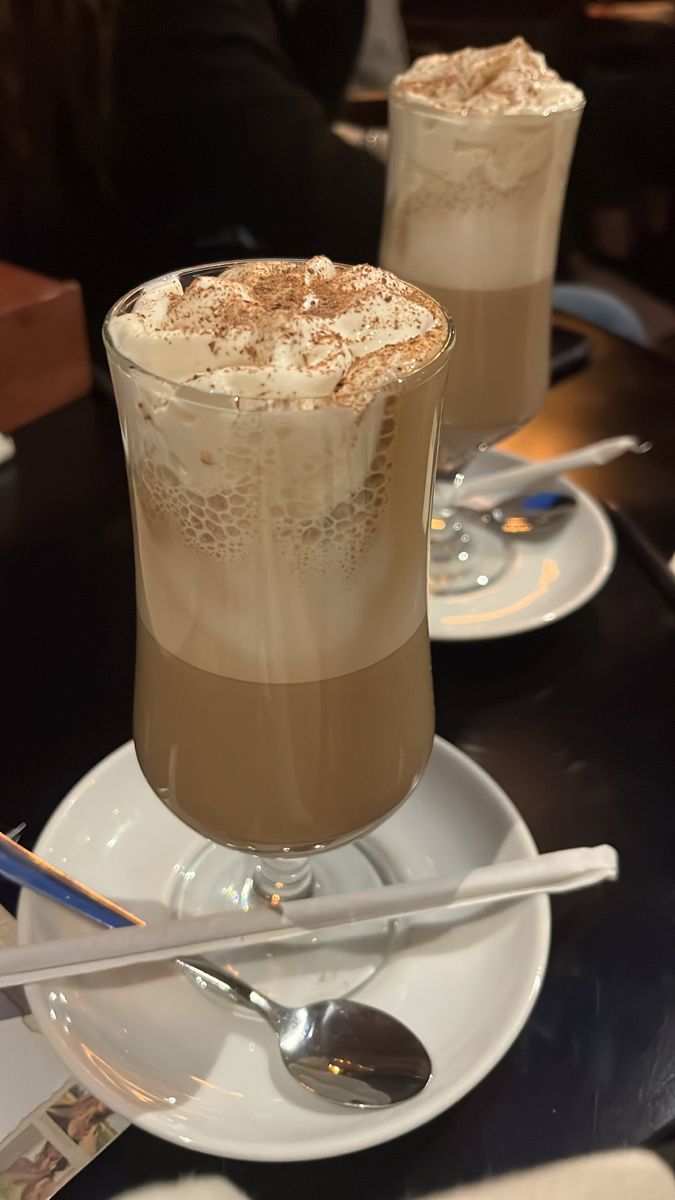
[
  {"x1": 1, "y1": 846, "x2": 618, "y2": 988},
  {"x1": 456, "y1": 436, "x2": 647, "y2": 505}
]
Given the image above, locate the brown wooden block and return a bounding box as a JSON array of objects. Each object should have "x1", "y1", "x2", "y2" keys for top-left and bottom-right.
[{"x1": 0, "y1": 262, "x2": 92, "y2": 432}]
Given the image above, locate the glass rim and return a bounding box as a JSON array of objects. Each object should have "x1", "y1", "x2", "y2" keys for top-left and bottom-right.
[
  {"x1": 102, "y1": 258, "x2": 455, "y2": 411},
  {"x1": 388, "y1": 91, "x2": 586, "y2": 123}
]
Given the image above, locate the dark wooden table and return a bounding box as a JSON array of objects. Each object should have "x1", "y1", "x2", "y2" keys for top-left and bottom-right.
[{"x1": 2, "y1": 319, "x2": 675, "y2": 1197}]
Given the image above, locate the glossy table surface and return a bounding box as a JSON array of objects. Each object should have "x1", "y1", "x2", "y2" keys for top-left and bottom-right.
[{"x1": 1, "y1": 318, "x2": 674, "y2": 1196}]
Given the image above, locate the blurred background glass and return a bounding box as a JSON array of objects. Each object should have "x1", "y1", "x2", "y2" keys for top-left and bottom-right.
[{"x1": 1, "y1": 0, "x2": 673, "y2": 360}]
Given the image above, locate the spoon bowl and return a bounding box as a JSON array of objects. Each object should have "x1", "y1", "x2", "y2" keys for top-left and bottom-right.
[
  {"x1": 277, "y1": 997, "x2": 431, "y2": 1106},
  {"x1": 488, "y1": 491, "x2": 576, "y2": 537}
]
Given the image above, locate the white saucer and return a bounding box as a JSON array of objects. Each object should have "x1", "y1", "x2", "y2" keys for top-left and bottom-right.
[
  {"x1": 18, "y1": 739, "x2": 549, "y2": 1162},
  {"x1": 429, "y1": 451, "x2": 617, "y2": 641}
]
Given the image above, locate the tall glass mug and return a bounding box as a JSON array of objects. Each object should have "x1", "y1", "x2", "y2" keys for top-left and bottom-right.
[
  {"x1": 104, "y1": 261, "x2": 452, "y2": 993},
  {"x1": 380, "y1": 84, "x2": 584, "y2": 591}
]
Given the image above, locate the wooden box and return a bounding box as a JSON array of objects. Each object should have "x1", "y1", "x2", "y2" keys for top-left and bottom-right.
[{"x1": 0, "y1": 262, "x2": 92, "y2": 432}]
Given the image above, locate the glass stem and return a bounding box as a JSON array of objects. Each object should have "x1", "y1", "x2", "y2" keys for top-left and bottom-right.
[
  {"x1": 252, "y1": 855, "x2": 314, "y2": 901},
  {"x1": 430, "y1": 453, "x2": 470, "y2": 552}
]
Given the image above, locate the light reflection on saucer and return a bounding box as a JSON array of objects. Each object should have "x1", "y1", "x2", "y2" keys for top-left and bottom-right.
[{"x1": 429, "y1": 450, "x2": 616, "y2": 642}]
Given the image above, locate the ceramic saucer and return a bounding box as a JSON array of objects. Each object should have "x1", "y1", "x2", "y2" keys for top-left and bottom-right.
[
  {"x1": 429, "y1": 450, "x2": 616, "y2": 641},
  {"x1": 19, "y1": 738, "x2": 549, "y2": 1161}
]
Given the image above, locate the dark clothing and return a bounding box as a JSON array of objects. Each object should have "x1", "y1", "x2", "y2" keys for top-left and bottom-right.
[
  {"x1": 575, "y1": 15, "x2": 675, "y2": 207},
  {"x1": 111, "y1": 0, "x2": 384, "y2": 267},
  {"x1": 1, "y1": 0, "x2": 385, "y2": 331}
]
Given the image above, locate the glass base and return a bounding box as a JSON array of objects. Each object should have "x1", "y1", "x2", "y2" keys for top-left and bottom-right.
[
  {"x1": 430, "y1": 482, "x2": 513, "y2": 595},
  {"x1": 172, "y1": 840, "x2": 398, "y2": 1009}
]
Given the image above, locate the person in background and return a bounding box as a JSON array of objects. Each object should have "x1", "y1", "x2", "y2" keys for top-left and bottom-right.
[
  {"x1": 0, "y1": 1, "x2": 386, "y2": 339},
  {"x1": 579, "y1": 1, "x2": 675, "y2": 293},
  {"x1": 350, "y1": 0, "x2": 409, "y2": 89}
]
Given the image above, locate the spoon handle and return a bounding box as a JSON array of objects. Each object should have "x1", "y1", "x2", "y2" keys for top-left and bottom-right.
[
  {"x1": 178, "y1": 954, "x2": 281, "y2": 1022},
  {"x1": 0, "y1": 830, "x2": 265, "y2": 1014}
]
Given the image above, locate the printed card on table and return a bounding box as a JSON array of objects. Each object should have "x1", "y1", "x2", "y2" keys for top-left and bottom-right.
[{"x1": 0, "y1": 905, "x2": 128, "y2": 1198}]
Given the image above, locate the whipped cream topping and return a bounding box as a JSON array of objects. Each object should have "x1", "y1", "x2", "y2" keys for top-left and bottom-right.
[
  {"x1": 392, "y1": 37, "x2": 583, "y2": 116},
  {"x1": 109, "y1": 257, "x2": 445, "y2": 410}
]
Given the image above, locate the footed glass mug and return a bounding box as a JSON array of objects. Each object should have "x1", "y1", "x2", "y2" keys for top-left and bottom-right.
[
  {"x1": 380, "y1": 95, "x2": 584, "y2": 592},
  {"x1": 104, "y1": 262, "x2": 453, "y2": 999}
]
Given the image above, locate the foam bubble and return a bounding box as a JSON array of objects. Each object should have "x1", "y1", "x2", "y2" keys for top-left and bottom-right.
[
  {"x1": 130, "y1": 391, "x2": 396, "y2": 578},
  {"x1": 107, "y1": 259, "x2": 450, "y2": 685}
]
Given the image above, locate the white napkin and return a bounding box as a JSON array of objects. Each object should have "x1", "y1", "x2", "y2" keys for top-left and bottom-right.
[{"x1": 111, "y1": 1151, "x2": 675, "y2": 1200}]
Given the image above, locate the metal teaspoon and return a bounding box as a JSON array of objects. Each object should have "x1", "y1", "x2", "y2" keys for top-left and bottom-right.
[
  {"x1": 486, "y1": 491, "x2": 577, "y2": 536},
  {"x1": 0, "y1": 830, "x2": 431, "y2": 1108},
  {"x1": 435, "y1": 491, "x2": 577, "y2": 540}
]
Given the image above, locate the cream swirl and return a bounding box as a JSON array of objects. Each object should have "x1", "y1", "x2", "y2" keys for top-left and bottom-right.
[
  {"x1": 391, "y1": 37, "x2": 584, "y2": 116},
  {"x1": 109, "y1": 256, "x2": 445, "y2": 409}
]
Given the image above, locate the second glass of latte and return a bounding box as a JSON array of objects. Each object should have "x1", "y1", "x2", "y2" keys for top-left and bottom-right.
[{"x1": 380, "y1": 37, "x2": 585, "y2": 592}]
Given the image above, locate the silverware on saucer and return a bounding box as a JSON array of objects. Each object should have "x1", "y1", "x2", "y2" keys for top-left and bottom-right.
[
  {"x1": 485, "y1": 491, "x2": 576, "y2": 537},
  {"x1": 433, "y1": 490, "x2": 576, "y2": 545},
  {"x1": 0, "y1": 830, "x2": 431, "y2": 1108}
]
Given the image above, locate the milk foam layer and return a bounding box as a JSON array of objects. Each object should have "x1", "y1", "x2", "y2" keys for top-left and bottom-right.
[
  {"x1": 106, "y1": 259, "x2": 450, "y2": 684},
  {"x1": 391, "y1": 37, "x2": 583, "y2": 116},
  {"x1": 382, "y1": 40, "x2": 584, "y2": 290},
  {"x1": 110, "y1": 256, "x2": 444, "y2": 407}
]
